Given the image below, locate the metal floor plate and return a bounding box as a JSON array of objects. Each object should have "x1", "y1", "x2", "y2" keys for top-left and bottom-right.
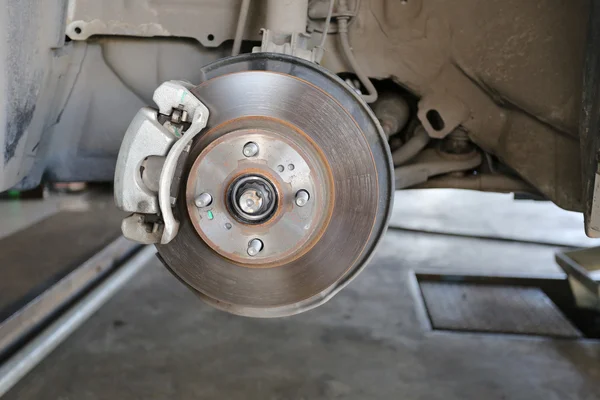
[
  {"x1": 419, "y1": 282, "x2": 583, "y2": 338},
  {"x1": 0, "y1": 208, "x2": 124, "y2": 321}
]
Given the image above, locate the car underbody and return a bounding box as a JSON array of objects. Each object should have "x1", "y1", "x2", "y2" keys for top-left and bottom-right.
[{"x1": 0, "y1": 0, "x2": 597, "y2": 316}]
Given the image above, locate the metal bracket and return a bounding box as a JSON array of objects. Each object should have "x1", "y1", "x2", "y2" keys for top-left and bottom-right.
[
  {"x1": 556, "y1": 247, "x2": 600, "y2": 311},
  {"x1": 114, "y1": 80, "x2": 210, "y2": 244},
  {"x1": 153, "y1": 81, "x2": 210, "y2": 244},
  {"x1": 114, "y1": 107, "x2": 175, "y2": 215},
  {"x1": 253, "y1": 29, "x2": 318, "y2": 62}
]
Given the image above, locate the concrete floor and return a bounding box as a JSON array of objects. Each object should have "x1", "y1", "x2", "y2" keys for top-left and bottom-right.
[
  {"x1": 0, "y1": 189, "x2": 110, "y2": 240},
  {"x1": 4, "y1": 190, "x2": 600, "y2": 399}
]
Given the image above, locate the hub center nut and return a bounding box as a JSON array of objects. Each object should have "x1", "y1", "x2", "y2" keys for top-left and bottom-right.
[
  {"x1": 239, "y1": 189, "x2": 264, "y2": 214},
  {"x1": 228, "y1": 175, "x2": 277, "y2": 223}
]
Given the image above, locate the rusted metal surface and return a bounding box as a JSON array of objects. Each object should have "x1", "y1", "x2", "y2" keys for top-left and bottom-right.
[
  {"x1": 156, "y1": 54, "x2": 393, "y2": 317},
  {"x1": 185, "y1": 125, "x2": 333, "y2": 267}
]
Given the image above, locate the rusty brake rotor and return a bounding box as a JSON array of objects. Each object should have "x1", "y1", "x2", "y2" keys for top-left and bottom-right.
[{"x1": 156, "y1": 54, "x2": 393, "y2": 317}]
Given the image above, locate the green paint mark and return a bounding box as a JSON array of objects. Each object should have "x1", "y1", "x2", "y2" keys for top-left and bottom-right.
[
  {"x1": 8, "y1": 190, "x2": 19, "y2": 199},
  {"x1": 173, "y1": 127, "x2": 180, "y2": 137},
  {"x1": 207, "y1": 210, "x2": 214, "y2": 220},
  {"x1": 180, "y1": 90, "x2": 187, "y2": 103}
]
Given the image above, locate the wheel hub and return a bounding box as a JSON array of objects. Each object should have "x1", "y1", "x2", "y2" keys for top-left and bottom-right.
[
  {"x1": 228, "y1": 175, "x2": 277, "y2": 223},
  {"x1": 185, "y1": 127, "x2": 330, "y2": 266}
]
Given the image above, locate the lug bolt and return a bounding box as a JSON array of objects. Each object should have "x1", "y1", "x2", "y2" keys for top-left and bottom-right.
[
  {"x1": 195, "y1": 192, "x2": 212, "y2": 208},
  {"x1": 243, "y1": 142, "x2": 259, "y2": 157},
  {"x1": 247, "y1": 238, "x2": 263, "y2": 256},
  {"x1": 295, "y1": 190, "x2": 310, "y2": 207}
]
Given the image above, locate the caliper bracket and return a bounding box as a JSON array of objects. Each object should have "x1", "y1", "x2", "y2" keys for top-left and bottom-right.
[{"x1": 114, "y1": 80, "x2": 209, "y2": 244}]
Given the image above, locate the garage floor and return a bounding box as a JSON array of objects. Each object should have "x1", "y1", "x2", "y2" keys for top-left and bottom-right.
[{"x1": 4, "y1": 190, "x2": 600, "y2": 400}]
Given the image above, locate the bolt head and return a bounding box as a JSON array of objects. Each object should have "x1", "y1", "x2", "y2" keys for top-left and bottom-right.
[
  {"x1": 247, "y1": 238, "x2": 263, "y2": 256},
  {"x1": 243, "y1": 142, "x2": 259, "y2": 157},
  {"x1": 239, "y1": 189, "x2": 264, "y2": 214},
  {"x1": 195, "y1": 192, "x2": 212, "y2": 208},
  {"x1": 295, "y1": 190, "x2": 310, "y2": 207},
  {"x1": 171, "y1": 108, "x2": 182, "y2": 123}
]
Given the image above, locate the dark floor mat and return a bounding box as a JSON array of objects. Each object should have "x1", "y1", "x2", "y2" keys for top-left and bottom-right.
[
  {"x1": 0, "y1": 208, "x2": 124, "y2": 321},
  {"x1": 419, "y1": 281, "x2": 582, "y2": 338}
]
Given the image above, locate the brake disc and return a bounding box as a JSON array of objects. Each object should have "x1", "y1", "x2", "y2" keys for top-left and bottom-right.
[{"x1": 154, "y1": 54, "x2": 393, "y2": 317}]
